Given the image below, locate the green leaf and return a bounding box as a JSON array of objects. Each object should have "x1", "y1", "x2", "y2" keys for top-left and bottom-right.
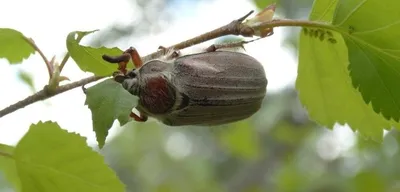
[
  {"x1": 0, "y1": 28, "x2": 36, "y2": 64},
  {"x1": 0, "y1": 144, "x2": 21, "y2": 192},
  {"x1": 17, "y1": 70, "x2": 36, "y2": 93},
  {"x1": 332, "y1": 0, "x2": 400, "y2": 121},
  {"x1": 218, "y1": 121, "x2": 260, "y2": 159},
  {"x1": 66, "y1": 30, "x2": 125, "y2": 76},
  {"x1": 14, "y1": 121, "x2": 125, "y2": 192},
  {"x1": 296, "y1": 0, "x2": 400, "y2": 141},
  {"x1": 85, "y1": 79, "x2": 138, "y2": 148}
]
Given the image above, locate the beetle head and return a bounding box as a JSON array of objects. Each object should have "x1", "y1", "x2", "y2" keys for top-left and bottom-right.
[{"x1": 113, "y1": 69, "x2": 140, "y2": 96}]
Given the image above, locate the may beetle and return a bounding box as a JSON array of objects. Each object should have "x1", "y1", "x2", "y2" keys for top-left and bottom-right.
[{"x1": 103, "y1": 47, "x2": 267, "y2": 126}]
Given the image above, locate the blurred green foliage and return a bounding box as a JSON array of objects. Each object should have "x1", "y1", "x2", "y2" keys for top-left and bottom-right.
[
  {"x1": 17, "y1": 70, "x2": 35, "y2": 93},
  {"x1": 97, "y1": 88, "x2": 400, "y2": 192}
]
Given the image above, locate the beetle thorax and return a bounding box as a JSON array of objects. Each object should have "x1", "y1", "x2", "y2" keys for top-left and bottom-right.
[
  {"x1": 123, "y1": 60, "x2": 179, "y2": 116},
  {"x1": 137, "y1": 74, "x2": 178, "y2": 115}
]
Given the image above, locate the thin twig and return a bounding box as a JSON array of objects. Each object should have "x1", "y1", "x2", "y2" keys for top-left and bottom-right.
[
  {"x1": 0, "y1": 76, "x2": 105, "y2": 118},
  {"x1": 59, "y1": 53, "x2": 70, "y2": 72},
  {"x1": 24, "y1": 37, "x2": 53, "y2": 79}
]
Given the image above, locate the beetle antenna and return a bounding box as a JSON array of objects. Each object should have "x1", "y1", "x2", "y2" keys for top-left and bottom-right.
[
  {"x1": 102, "y1": 47, "x2": 141, "y2": 74},
  {"x1": 102, "y1": 54, "x2": 130, "y2": 63}
]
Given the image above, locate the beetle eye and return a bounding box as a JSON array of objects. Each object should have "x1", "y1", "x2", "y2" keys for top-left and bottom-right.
[
  {"x1": 127, "y1": 70, "x2": 137, "y2": 78},
  {"x1": 114, "y1": 75, "x2": 127, "y2": 83}
]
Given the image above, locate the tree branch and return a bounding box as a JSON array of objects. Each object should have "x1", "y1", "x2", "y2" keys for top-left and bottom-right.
[
  {"x1": 0, "y1": 11, "x2": 332, "y2": 118},
  {"x1": 0, "y1": 76, "x2": 105, "y2": 118}
]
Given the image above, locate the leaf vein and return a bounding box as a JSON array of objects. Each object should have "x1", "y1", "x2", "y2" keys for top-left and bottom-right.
[
  {"x1": 316, "y1": 0, "x2": 338, "y2": 22},
  {"x1": 335, "y1": 0, "x2": 367, "y2": 27},
  {"x1": 341, "y1": 32, "x2": 400, "y2": 62},
  {"x1": 351, "y1": 20, "x2": 400, "y2": 35}
]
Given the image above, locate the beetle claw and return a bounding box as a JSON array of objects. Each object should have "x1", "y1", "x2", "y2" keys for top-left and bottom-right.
[
  {"x1": 206, "y1": 45, "x2": 217, "y2": 52},
  {"x1": 169, "y1": 50, "x2": 181, "y2": 59},
  {"x1": 158, "y1": 46, "x2": 181, "y2": 59},
  {"x1": 130, "y1": 111, "x2": 148, "y2": 122},
  {"x1": 159, "y1": 47, "x2": 181, "y2": 61},
  {"x1": 81, "y1": 84, "x2": 87, "y2": 94},
  {"x1": 158, "y1": 46, "x2": 168, "y2": 54}
]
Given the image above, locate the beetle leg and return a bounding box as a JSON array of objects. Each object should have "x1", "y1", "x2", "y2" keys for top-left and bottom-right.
[
  {"x1": 158, "y1": 46, "x2": 168, "y2": 55},
  {"x1": 158, "y1": 46, "x2": 181, "y2": 60},
  {"x1": 125, "y1": 47, "x2": 143, "y2": 68},
  {"x1": 205, "y1": 43, "x2": 244, "y2": 52},
  {"x1": 130, "y1": 111, "x2": 148, "y2": 122},
  {"x1": 158, "y1": 46, "x2": 180, "y2": 57},
  {"x1": 165, "y1": 50, "x2": 181, "y2": 60},
  {"x1": 206, "y1": 36, "x2": 270, "y2": 52}
]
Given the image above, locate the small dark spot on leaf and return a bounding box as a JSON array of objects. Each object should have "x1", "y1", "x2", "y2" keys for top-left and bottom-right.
[
  {"x1": 326, "y1": 31, "x2": 333, "y2": 37},
  {"x1": 303, "y1": 28, "x2": 308, "y2": 35},
  {"x1": 328, "y1": 38, "x2": 337, "y2": 44},
  {"x1": 314, "y1": 30, "x2": 319, "y2": 38},
  {"x1": 319, "y1": 33, "x2": 325, "y2": 41},
  {"x1": 348, "y1": 26, "x2": 355, "y2": 34},
  {"x1": 309, "y1": 29, "x2": 314, "y2": 37}
]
